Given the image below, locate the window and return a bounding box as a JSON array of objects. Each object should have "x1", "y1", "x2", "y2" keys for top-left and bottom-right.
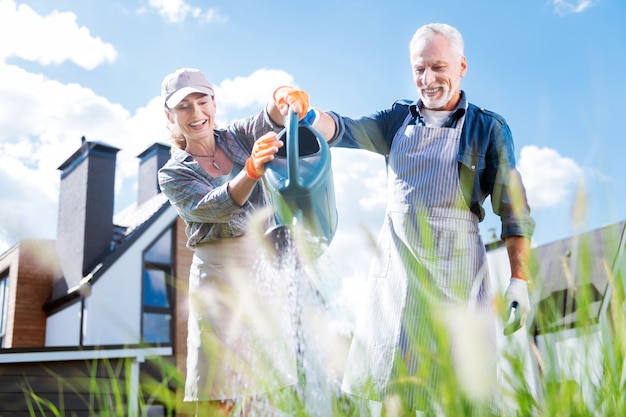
[
  {"x1": 141, "y1": 228, "x2": 174, "y2": 344},
  {"x1": 0, "y1": 271, "x2": 9, "y2": 348},
  {"x1": 145, "y1": 404, "x2": 165, "y2": 417}
]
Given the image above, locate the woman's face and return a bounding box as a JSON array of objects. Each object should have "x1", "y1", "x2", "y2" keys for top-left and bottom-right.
[{"x1": 167, "y1": 92, "x2": 216, "y2": 141}]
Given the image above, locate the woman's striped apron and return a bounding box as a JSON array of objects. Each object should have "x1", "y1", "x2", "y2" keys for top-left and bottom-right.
[{"x1": 185, "y1": 235, "x2": 297, "y2": 402}]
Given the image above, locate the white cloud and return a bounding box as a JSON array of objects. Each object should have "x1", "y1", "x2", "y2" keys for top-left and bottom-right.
[
  {"x1": 517, "y1": 145, "x2": 585, "y2": 209},
  {"x1": 204, "y1": 8, "x2": 227, "y2": 24},
  {"x1": 147, "y1": 0, "x2": 226, "y2": 24},
  {"x1": 331, "y1": 149, "x2": 387, "y2": 220},
  {"x1": 0, "y1": 0, "x2": 116, "y2": 69},
  {"x1": 0, "y1": 62, "x2": 148, "y2": 250},
  {"x1": 550, "y1": 0, "x2": 598, "y2": 16},
  {"x1": 0, "y1": 150, "x2": 58, "y2": 252},
  {"x1": 213, "y1": 69, "x2": 296, "y2": 123}
]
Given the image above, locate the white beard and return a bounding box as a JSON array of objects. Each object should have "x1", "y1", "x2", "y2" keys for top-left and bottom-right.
[{"x1": 420, "y1": 85, "x2": 454, "y2": 110}]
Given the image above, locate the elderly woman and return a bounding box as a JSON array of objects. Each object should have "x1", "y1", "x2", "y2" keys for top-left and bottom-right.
[{"x1": 157, "y1": 68, "x2": 340, "y2": 416}]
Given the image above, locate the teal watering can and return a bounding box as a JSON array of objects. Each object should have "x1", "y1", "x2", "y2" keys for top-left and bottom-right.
[{"x1": 263, "y1": 109, "x2": 338, "y2": 256}]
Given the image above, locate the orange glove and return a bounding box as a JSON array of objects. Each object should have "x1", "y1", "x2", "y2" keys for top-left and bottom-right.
[
  {"x1": 273, "y1": 86, "x2": 310, "y2": 120},
  {"x1": 245, "y1": 132, "x2": 283, "y2": 180}
]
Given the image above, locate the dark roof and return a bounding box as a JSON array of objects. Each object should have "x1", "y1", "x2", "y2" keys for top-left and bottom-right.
[
  {"x1": 112, "y1": 192, "x2": 170, "y2": 245},
  {"x1": 136, "y1": 142, "x2": 170, "y2": 161}
]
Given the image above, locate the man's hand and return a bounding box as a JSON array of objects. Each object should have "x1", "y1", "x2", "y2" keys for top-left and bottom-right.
[
  {"x1": 503, "y1": 277, "x2": 531, "y2": 335},
  {"x1": 273, "y1": 86, "x2": 310, "y2": 120}
]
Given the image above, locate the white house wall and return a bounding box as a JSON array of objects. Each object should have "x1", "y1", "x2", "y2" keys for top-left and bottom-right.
[
  {"x1": 82, "y1": 250, "x2": 142, "y2": 346},
  {"x1": 535, "y1": 326, "x2": 603, "y2": 409},
  {"x1": 486, "y1": 244, "x2": 512, "y2": 294},
  {"x1": 82, "y1": 207, "x2": 178, "y2": 346},
  {"x1": 45, "y1": 301, "x2": 81, "y2": 346}
]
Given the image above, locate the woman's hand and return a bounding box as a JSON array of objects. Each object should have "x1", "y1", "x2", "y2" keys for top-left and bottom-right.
[{"x1": 245, "y1": 132, "x2": 284, "y2": 180}]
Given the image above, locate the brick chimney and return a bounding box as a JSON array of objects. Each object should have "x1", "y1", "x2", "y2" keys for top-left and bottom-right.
[
  {"x1": 136, "y1": 142, "x2": 170, "y2": 205},
  {"x1": 55, "y1": 137, "x2": 119, "y2": 292}
]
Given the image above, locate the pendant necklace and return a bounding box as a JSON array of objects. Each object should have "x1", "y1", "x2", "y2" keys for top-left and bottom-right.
[{"x1": 189, "y1": 148, "x2": 221, "y2": 171}]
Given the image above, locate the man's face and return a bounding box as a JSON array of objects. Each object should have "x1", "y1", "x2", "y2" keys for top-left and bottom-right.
[{"x1": 411, "y1": 34, "x2": 467, "y2": 111}]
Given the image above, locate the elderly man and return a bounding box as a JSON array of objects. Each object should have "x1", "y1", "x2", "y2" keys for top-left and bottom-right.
[{"x1": 322, "y1": 23, "x2": 535, "y2": 415}]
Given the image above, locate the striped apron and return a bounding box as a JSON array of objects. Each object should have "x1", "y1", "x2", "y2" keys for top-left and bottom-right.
[
  {"x1": 341, "y1": 114, "x2": 494, "y2": 409},
  {"x1": 185, "y1": 235, "x2": 297, "y2": 402}
]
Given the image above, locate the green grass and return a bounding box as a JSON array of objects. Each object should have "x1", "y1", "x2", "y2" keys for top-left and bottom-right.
[{"x1": 22, "y1": 225, "x2": 626, "y2": 417}]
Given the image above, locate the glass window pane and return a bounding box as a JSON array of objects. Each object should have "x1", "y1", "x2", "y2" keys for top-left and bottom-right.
[
  {"x1": 142, "y1": 313, "x2": 171, "y2": 344},
  {"x1": 0, "y1": 275, "x2": 8, "y2": 342},
  {"x1": 145, "y1": 405, "x2": 166, "y2": 417},
  {"x1": 144, "y1": 229, "x2": 172, "y2": 264},
  {"x1": 143, "y1": 269, "x2": 169, "y2": 308}
]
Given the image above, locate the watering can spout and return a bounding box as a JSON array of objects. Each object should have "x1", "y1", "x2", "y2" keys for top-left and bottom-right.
[{"x1": 262, "y1": 109, "x2": 338, "y2": 258}]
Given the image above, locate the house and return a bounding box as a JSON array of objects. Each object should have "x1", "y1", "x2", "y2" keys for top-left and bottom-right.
[
  {"x1": 0, "y1": 138, "x2": 195, "y2": 416},
  {"x1": 0, "y1": 136, "x2": 624, "y2": 416},
  {"x1": 486, "y1": 221, "x2": 626, "y2": 413}
]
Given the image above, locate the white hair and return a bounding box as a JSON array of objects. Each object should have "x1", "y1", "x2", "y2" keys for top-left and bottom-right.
[{"x1": 409, "y1": 23, "x2": 465, "y2": 63}]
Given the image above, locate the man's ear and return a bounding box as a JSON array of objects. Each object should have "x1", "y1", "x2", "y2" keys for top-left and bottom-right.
[{"x1": 460, "y1": 56, "x2": 468, "y2": 78}]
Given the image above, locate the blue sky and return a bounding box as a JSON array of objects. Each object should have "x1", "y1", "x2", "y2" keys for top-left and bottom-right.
[{"x1": 1, "y1": 0, "x2": 625, "y2": 303}]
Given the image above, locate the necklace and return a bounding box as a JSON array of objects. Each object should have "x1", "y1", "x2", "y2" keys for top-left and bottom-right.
[{"x1": 188, "y1": 149, "x2": 220, "y2": 170}]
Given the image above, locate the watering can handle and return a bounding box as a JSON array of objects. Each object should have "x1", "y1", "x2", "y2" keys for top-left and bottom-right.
[{"x1": 286, "y1": 108, "x2": 301, "y2": 188}]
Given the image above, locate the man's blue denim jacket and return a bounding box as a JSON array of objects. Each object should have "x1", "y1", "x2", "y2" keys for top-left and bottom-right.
[{"x1": 328, "y1": 94, "x2": 535, "y2": 239}]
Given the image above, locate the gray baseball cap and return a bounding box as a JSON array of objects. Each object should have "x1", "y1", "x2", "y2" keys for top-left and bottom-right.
[{"x1": 161, "y1": 68, "x2": 215, "y2": 108}]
